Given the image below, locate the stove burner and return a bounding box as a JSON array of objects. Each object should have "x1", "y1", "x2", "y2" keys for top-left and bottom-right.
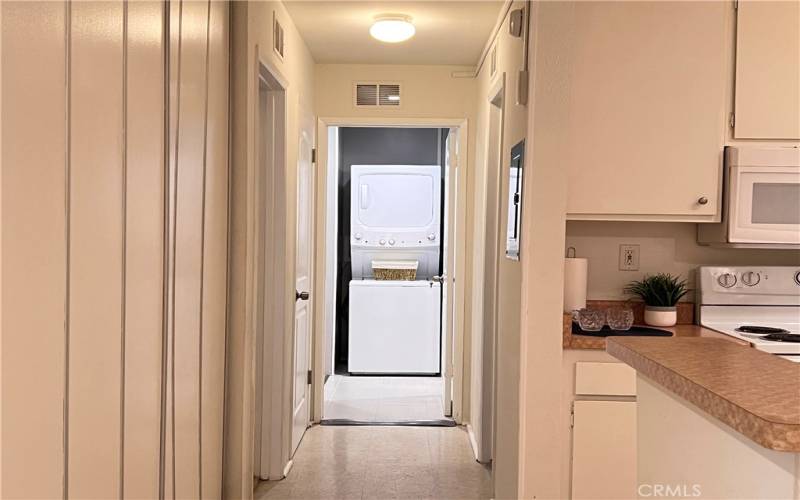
[
  {"x1": 735, "y1": 325, "x2": 790, "y2": 335},
  {"x1": 763, "y1": 333, "x2": 800, "y2": 343}
]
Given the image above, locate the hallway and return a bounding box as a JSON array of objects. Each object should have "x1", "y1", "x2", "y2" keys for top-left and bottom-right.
[{"x1": 254, "y1": 425, "x2": 491, "y2": 500}]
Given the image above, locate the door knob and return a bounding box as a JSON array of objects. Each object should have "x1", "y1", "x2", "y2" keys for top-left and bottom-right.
[
  {"x1": 296, "y1": 290, "x2": 310, "y2": 301},
  {"x1": 697, "y1": 196, "x2": 709, "y2": 205}
]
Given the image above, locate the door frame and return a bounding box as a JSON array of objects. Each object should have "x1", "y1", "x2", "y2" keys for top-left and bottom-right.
[
  {"x1": 252, "y1": 58, "x2": 291, "y2": 482},
  {"x1": 479, "y1": 75, "x2": 505, "y2": 463},
  {"x1": 311, "y1": 116, "x2": 470, "y2": 423}
]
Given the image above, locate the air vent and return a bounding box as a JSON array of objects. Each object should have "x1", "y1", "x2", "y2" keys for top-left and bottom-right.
[
  {"x1": 356, "y1": 84, "x2": 378, "y2": 106},
  {"x1": 490, "y1": 45, "x2": 497, "y2": 76},
  {"x1": 273, "y1": 12, "x2": 285, "y2": 59},
  {"x1": 355, "y1": 83, "x2": 402, "y2": 107},
  {"x1": 378, "y1": 84, "x2": 401, "y2": 106}
]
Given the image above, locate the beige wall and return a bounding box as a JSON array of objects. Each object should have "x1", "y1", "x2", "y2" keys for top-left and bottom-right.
[
  {"x1": 518, "y1": 1, "x2": 576, "y2": 498},
  {"x1": 466, "y1": 2, "x2": 529, "y2": 497},
  {"x1": 226, "y1": 1, "x2": 316, "y2": 497},
  {"x1": 566, "y1": 221, "x2": 800, "y2": 301},
  {"x1": 1, "y1": 1, "x2": 229, "y2": 499},
  {"x1": 315, "y1": 64, "x2": 477, "y2": 120}
]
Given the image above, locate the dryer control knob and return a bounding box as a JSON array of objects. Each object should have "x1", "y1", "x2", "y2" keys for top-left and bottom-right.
[
  {"x1": 388, "y1": 239, "x2": 395, "y2": 246},
  {"x1": 354, "y1": 233, "x2": 362, "y2": 240},
  {"x1": 428, "y1": 233, "x2": 436, "y2": 241},
  {"x1": 379, "y1": 239, "x2": 386, "y2": 245},
  {"x1": 742, "y1": 271, "x2": 761, "y2": 286}
]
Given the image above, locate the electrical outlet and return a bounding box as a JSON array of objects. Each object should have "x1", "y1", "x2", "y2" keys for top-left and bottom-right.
[{"x1": 619, "y1": 244, "x2": 640, "y2": 271}]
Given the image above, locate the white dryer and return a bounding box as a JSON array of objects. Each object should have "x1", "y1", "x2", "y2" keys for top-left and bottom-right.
[
  {"x1": 350, "y1": 165, "x2": 441, "y2": 280},
  {"x1": 348, "y1": 280, "x2": 441, "y2": 374}
]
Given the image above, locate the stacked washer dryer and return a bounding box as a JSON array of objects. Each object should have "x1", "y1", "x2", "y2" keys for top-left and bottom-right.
[{"x1": 348, "y1": 164, "x2": 442, "y2": 374}]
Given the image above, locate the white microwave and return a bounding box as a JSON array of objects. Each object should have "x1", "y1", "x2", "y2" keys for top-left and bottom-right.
[{"x1": 698, "y1": 146, "x2": 800, "y2": 247}]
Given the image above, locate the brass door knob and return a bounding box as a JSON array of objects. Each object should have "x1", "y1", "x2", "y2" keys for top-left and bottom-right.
[
  {"x1": 698, "y1": 197, "x2": 709, "y2": 205},
  {"x1": 296, "y1": 290, "x2": 310, "y2": 301}
]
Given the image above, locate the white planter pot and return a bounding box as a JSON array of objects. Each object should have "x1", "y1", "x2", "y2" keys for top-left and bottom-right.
[{"x1": 644, "y1": 306, "x2": 677, "y2": 327}]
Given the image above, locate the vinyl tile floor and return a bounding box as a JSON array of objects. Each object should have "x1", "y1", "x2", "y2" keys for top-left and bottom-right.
[
  {"x1": 254, "y1": 425, "x2": 492, "y2": 499},
  {"x1": 323, "y1": 375, "x2": 445, "y2": 422}
]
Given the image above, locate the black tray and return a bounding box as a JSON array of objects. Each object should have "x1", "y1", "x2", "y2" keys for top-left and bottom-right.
[{"x1": 572, "y1": 322, "x2": 672, "y2": 338}]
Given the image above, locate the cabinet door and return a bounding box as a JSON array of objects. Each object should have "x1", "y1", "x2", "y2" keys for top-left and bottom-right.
[
  {"x1": 566, "y1": 2, "x2": 728, "y2": 219},
  {"x1": 572, "y1": 400, "x2": 637, "y2": 500},
  {"x1": 734, "y1": 1, "x2": 800, "y2": 139}
]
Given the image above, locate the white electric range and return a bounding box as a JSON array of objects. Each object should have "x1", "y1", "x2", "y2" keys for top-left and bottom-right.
[{"x1": 697, "y1": 266, "x2": 800, "y2": 363}]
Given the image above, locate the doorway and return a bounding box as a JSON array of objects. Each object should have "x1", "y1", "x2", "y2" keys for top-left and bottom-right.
[
  {"x1": 313, "y1": 121, "x2": 468, "y2": 425},
  {"x1": 252, "y1": 62, "x2": 311, "y2": 482}
]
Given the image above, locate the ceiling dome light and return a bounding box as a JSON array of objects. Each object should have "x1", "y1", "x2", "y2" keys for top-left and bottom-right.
[{"x1": 370, "y1": 15, "x2": 415, "y2": 43}]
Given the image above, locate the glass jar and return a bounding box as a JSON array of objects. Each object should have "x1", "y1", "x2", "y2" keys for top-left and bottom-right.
[
  {"x1": 573, "y1": 308, "x2": 606, "y2": 331},
  {"x1": 606, "y1": 307, "x2": 634, "y2": 331}
]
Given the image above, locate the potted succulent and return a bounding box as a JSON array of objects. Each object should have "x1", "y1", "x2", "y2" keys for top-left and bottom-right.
[{"x1": 624, "y1": 273, "x2": 689, "y2": 327}]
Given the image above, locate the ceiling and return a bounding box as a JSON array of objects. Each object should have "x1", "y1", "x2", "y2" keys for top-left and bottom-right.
[{"x1": 283, "y1": 1, "x2": 504, "y2": 66}]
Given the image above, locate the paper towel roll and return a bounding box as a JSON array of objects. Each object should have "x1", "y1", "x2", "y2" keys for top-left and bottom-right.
[{"x1": 564, "y1": 258, "x2": 588, "y2": 312}]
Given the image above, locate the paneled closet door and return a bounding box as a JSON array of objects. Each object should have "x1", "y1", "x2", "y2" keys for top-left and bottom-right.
[
  {"x1": 164, "y1": 0, "x2": 228, "y2": 498},
  {"x1": 2, "y1": 2, "x2": 228, "y2": 498},
  {"x1": 124, "y1": 2, "x2": 166, "y2": 499},
  {"x1": 200, "y1": 1, "x2": 230, "y2": 497},
  {"x1": 68, "y1": 2, "x2": 125, "y2": 497},
  {"x1": 1, "y1": 3, "x2": 68, "y2": 498}
]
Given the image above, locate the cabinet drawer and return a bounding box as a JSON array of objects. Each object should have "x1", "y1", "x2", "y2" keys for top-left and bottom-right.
[{"x1": 575, "y1": 362, "x2": 636, "y2": 396}]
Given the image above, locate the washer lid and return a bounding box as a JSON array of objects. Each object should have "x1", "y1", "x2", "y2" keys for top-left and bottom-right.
[{"x1": 349, "y1": 279, "x2": 439, "y2": 288}]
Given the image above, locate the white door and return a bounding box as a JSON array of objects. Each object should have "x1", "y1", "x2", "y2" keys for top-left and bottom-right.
[
  {"x1": 440, "y1": 128, "x2": 458, "y2": 416},
  {"x1": 291, "y1": 125, "x2": 314, "y2": 454}
]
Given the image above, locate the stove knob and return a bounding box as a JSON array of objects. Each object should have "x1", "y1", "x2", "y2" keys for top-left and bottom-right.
[
  {"x1": 379, "y1": 239, "x2": 386, "y2": 246},
  {"x1": 354, "y1": 233, "x2": 362, "y2": 240},
  {"x1": 717, "y1": 272, "x2": 737, "y2": 288},
  {"x1": 428, "y1": 233, "x2": 436, "y2": 241},
  {"x1": 741, "y1": 271, "x2": 761, "y2": 286}
]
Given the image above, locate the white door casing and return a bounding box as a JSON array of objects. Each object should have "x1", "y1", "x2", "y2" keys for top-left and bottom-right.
[
  {"x1": 291, "y1": 124, "x2": 314, "y2": 454},
  {"x1": 255, "y1": 62, "x2": 288, "y2": 482},
  {"x1": 311, "y1": 117, "x2": 469, "y2": 424}
]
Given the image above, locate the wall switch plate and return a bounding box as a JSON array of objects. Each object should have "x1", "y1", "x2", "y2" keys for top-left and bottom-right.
[{"x1": 619, "y1": 244, "x2": 640, "y2": 271}]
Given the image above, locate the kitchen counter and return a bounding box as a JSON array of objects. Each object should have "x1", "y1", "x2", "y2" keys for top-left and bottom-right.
[
  {"x1": 562, "y1": 311, "x2": 742, "y2": 350},
  {"x1": 607, "y1": 336, "x2": 800, "y2": 452}
]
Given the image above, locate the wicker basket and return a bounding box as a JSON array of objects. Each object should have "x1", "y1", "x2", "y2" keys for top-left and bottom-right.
[{"x1": 372, "y1": 260, "x2": 418, "y2": 281}]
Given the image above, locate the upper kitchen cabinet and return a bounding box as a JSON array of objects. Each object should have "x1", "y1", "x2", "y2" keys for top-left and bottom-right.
[
  {"x1": 734, "y1": 1, "x2": 800, "y2": 140},
  {"x1": 565, "y1": 2, "x2": 729, "y2": 221}
]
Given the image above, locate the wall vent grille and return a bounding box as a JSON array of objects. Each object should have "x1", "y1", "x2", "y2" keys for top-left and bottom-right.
[
  {"x1": 273, "y1": 12, "x2": 285, "y2": 59},
  {"x1": 355, "y1": 83, "x2": 402, "y2": 107},
  {"x1": 378, "y1": 84, "x2": 401, "y2": 106},
  {"x1": 356, "y1": 84, "x2": 378, "y2": 106}
]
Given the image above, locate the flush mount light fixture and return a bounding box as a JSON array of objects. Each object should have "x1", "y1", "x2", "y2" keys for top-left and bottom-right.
[{"x1": 370, "y1": 15, "x2": 415, "y2": 43}]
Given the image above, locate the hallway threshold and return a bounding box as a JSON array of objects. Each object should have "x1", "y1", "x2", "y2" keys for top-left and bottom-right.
[
  {"x1": 320, "y1": 418, "x2": 456, "y2": 427},
  {"x1": 324, "y1": 374, "x2": 446, "y2": 421}
]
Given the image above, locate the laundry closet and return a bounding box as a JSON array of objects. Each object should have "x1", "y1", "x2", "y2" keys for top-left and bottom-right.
[{"x1": 324, "y1": 127, "x2": 451, "y2": 421}]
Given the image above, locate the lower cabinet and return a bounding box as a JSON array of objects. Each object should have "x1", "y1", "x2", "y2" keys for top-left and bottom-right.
[
  {"x1": 570, "y1": 361, "x2": 637, "y2": 500},
  {"x1": 572, "y1": 400, "x2": 637, "y2": 499}
]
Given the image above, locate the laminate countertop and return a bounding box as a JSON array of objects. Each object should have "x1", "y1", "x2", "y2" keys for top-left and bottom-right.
[
  {"x1": 607, "y1": 336, "x2": 800, "y2": 452},
  {"x1": 562, "y1": 312, "x2": 742, "y2": 350}
]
